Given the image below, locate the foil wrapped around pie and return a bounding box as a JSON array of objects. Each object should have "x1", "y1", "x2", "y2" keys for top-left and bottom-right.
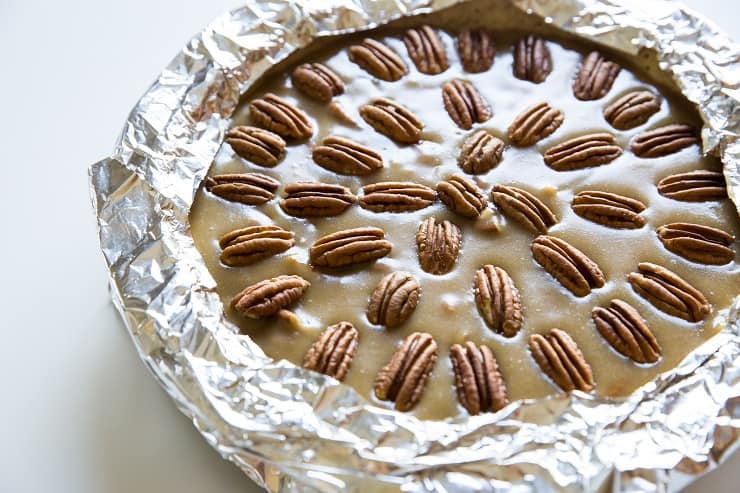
[{"x1": 89, "y1": 0, "x2": 740, "y2": 491}]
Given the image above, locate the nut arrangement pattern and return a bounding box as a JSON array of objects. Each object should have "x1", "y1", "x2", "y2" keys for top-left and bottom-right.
[
  {"x1": 197, "y1": 27, "x2": 736, "y2": 417},
  {"x1": 205, "y1": 173, "x2": 280, "y2": 205}
]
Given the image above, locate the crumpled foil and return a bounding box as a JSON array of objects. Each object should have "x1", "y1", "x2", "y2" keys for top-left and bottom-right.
[{"x1": 89, "y1": 0, "x2": 740, "y2": 491}]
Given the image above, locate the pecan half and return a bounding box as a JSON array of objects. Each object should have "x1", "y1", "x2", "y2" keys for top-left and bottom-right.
[
  {"x1": 513, "y1": 35, "x2": 552, "y2": 83},
  {"x1": 310, "y1": 227, "x2": 392, "y2": 268},
  {"x1": 491, "y1": 185, "x2": 557, "y2": 234},
  {"x1": 507, "y1": 102, "x2": 564, "y2": 147},
  {"x1": 312, "y1": 136, "x2": 383, "y2": 176},
  {"x1": 657, "y1": 222, "x2": 734, "y2": 265},
  {"x1": 219, "y1": 225, "x2": 295, "y2": 267},
  {"x1": 280, "y1": 182, "x2": 356, "y2": 217},
  {"x1": 458, "y1": 130, "x2": 505, "y2": 174},
  {"x1": 374, "y1": 332, "x2": 437, "y2": 411},
  {"x1": 450, "y1": 342, "x2": 508, "y2": 415},
  {"x1": 529, "y1": 329, "x2": 595, "y2": 392},
  {"x1": 603, "y1": 90, "x2": 661, "y2": 130},
  {"x1": 359, "y1": 181, "x2": 437, "y2": 213},
  {"x1": 457, "y1": 29, "x2": 495, "y2": 73},
  {"x1": 573, "y1": 51, "x2": 621, "y2": 101},
  {"x1": 403, "y1": 25, "x2": 449, "y2": 75},
  {"x1": 348, "y1": 38, "x2": 408, "y2": 82},
  {"x1": 416, "y1": 218, "x2": 462, "y2": 275},
  {"x1": 302, "y1": 322, "x2": 358, "y2": 381},
  {"x1": 657, "y1": 170, "x2": 727, "y2": 202},
  {"x1": 359, "y1": 98, "x2": 423, "y2": 144},
  {"x1": 249, "y1": 93, "x2": 313, "y2": 140},
  {"x1": 531, "y1": 235, "x2": 605, "y2": 297},
  {"x1": 592, "y1": 300, "x2": 661, "y2": 364},
  {"x1": 231, "y1": 275, "x2": 310, "y2": 319},
  {"x1": 543, "y1": 133, "x2": 622, "y2": 171},
  {"x1": 204, "y1": 173, "x2": 279, "y2": 205},
  {"x1": 473, "y1": 265, "x2": 523, "y2": 337},
  {"x1": 632, "y1": 124, "x2": 697, "y2": 158},
  {"x1": 442, "y1": 79, "x2": 492, "y2": 130},
  {"x1": 627, "y1": 262, "x2": 710, "y2": 322},
  {"x1": 367, "y1": 271, "x2": 421, "y2": 328},
  {"x1": 291, "y1": 63, "x2": 344, "y2": 102},
  {"x1": 437, "y1": 175, "x2": 487, "y2": 217},
  {"x1": 224, "y1": 126, "x2": 286, "y2": 167},
  {"x1": 571, "y1": 190, "x2": 646, "y2": 229}
]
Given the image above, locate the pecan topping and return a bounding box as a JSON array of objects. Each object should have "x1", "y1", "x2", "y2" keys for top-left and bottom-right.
[
  {"x1": 457, "y1": 29, "x2": 495, "y2": 73},
  {"x1": 529, "y1": 329, "x2": 595, "y2": 392},
  {"x1": 592, "y1": 300, "x2": 661, "y2": 364},
  {"x1": 367, "y1": 271, "x2": 422, "y2": 328},
  {"x1": 437, "y1": 175, "x2": 487, "y2": 217},
  {"x1": 491, "y1": 185, "x2": 557, "y2": 234},
  {"x1": 531, "y1": 235, "x2": 605, "y2": 297},
  {"x1": 631, "y1": 124, "x2": 697, "y2": 158},
  {"x1": 224, "y1": 126, "x2": 286, "y2": 167},
  {"x1": 603, "y1": 90, "x2": 661, "y2": 130},
  {"x1": 450, "y1": 342, "x2": 508, "y2": 415},
  {"x1": 280, "y1": 182, "x2": 356, "y2": 217},
  {"x1": 231, "y1": 275, "x2": 310, "y2": 319},
  {"x1": 302, "y1": 322, "x2": 358, "y2": 381},
  {"x1": 571, "y1": 190, "x2": 646, "y2": 229},
  {"x1": 249, "y1": 93, "x2": 313, "y2": 140},
  {"x1": 657, "y1": 222, "x2": 734, "y2": 265},
  {"x1": 310, "y1": 227, "x2": 392, "y2": 268},
  {"x1": 507, "y1": 102, "x2": 564, "y2": 147},
  {"x1": 312, "y1": 136, "x2": 383, "y2": 176},
  {"x1": 442, "y1": 79, "x2": 492, "y2": 130},
  {"x1": 403, "y1": 25, "x2": 448, "y2": 75},
  {"x1": 543, "y1": 133, "x2": 622, "y2": 171},
  {"x1": 218, "y1": 225, "x2": 295, "y2": 267},
  {"x1": 348, "y1": 38, "x2": 408, "y2": 82},
  {"x1": 359, "y1": 181, "x2": 437, "y2": 213},
  {"x1": 374, "y1": 332, "x2": 437, "y2": 411},
  {"x1": 204, "y1": 173, "x2": 279, "y2": 205},
  {"x1": 473, "y1": 265, "x2": 523, "y2": 337},
  {"x1": 416, "y1": 218, "x2": 462, "y2": 275},
  {"x1": 513, "y1": 35, "x2": 551, "y2": 83},
  {"x1": 458, "y1": 132, "x2": 504, "y2": 176},
  {"x1": 291, "y1": 63, "x2": 344, "y2": 102},
  {"x1": 627, "y1": 262, "x2": 710, "y2": 322},
  {"x1": 359, "y1": 98, "x2": 423, "y2": 144},
  {"x1": 573, "y1": 51, "x2": 621, "y2": 101},
  {"x1": 657, "y1": 170, "x2": 727, "y2": 202}
]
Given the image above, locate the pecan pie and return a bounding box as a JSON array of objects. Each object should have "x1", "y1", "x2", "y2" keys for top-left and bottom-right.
[{"x1": 191, "y1": 23, "x2": 738, "y2": 420}]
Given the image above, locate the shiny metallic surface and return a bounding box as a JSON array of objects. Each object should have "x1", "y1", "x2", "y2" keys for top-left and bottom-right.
[{"x1": 89, "y1": 0, "x2": 740, "y2": 491}]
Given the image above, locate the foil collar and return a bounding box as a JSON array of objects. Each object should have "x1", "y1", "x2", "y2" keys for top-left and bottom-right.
[{"x1": 90, "y1": 0, "x2": 740, "y2": 491}]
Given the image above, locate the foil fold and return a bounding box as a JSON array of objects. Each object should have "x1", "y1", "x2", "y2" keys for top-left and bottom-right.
[{"x1": 90, "y1": 0, "x2": 740, "y2": 491}]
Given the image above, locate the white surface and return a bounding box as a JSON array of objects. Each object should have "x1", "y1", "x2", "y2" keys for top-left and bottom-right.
[{"x1": 0, "y1": 1, "x2": 737, "y2": 492}]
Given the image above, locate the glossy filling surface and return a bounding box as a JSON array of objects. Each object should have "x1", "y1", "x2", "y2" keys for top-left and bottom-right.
[{"x1": 190, "y1": 28, "x2": 740, "y2": 420}]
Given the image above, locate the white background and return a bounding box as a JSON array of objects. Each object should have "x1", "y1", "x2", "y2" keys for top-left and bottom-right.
[{"x1": 0, "y1": 1, "x2": 738, "y2": 492}]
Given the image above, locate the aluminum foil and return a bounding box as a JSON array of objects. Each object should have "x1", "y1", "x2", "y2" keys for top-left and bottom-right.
[{"x1": 89, "y1": 0, "x2": 740, "y2": 491}]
